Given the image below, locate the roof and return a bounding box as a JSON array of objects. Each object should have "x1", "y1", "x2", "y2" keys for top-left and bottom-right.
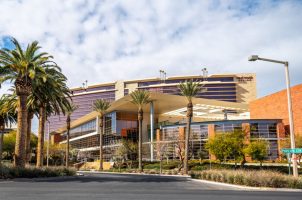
[{"x1": 55, "y1": 92, "x2": 249, "y2": 134}]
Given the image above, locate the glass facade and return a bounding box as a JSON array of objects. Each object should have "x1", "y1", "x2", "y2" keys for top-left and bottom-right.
[
  {"x1": 159, "y1": 119, "x2": 281, "y2": 161},
  {"x1": 67, "y1": 111, "x2": 138, "y2": 161}
]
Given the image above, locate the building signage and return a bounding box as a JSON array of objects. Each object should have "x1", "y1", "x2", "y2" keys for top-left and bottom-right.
[
  {"x1": 237, "y1": 76, "x2": 253, "y2": 82},
  {"x1": 282, "y1": 148, "x2": 302, "y2": 154}
]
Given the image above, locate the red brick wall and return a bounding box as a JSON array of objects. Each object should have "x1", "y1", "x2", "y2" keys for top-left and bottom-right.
[{"x1": 249, "y1": 84, "x2": 302, "y2": 135}]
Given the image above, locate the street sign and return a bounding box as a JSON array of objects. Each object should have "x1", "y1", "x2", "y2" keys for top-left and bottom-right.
[{"x1": 282, "y1": 148, "x2": 302, "y2": 154}]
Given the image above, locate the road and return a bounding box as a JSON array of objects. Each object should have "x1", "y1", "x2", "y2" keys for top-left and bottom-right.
[{"x1": 0, "y1": 173, "x2": 301, "y2": 200}]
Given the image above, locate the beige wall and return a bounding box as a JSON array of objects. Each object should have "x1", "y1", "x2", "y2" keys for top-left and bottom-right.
[
  {"x1": 115, "y1": 80, "x2": 125, "y2": 100},
  {"x1": 235, "y1": 73, "x2": 257, "y2": 103},
  {"x1": 125, "y1": 82, "x2": 138, "y2": 94}
]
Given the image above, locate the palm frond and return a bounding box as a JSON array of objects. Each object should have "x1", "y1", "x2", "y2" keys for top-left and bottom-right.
[
  {"x1": 178, "y1": 80, "x2": 205, "y2": 102},
  {"x1": 130, "y1": 90, "x2": 151, "y2": 109},
  {"x1": 93, "y1": 99, "x2": 111, "y2": 115}
]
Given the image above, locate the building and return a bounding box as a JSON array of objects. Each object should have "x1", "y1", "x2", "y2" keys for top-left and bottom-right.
[
  {"x1": 53, "y1": 92, "x2": 253, "y2": 161},
  {"x1": 250, "y1": 83, "x2": 302, "y2": 135},
  {"x1": 48, "y1": 73, "x2": 256, "y2": 133}
]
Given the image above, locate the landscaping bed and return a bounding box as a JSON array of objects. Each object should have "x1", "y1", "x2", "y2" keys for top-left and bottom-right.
[
  {"x1": 191, "y1": 169, "x2": 302, "y2": 189},
  {"x1": 0, "y1": 165, "x2": 76, "y2": 179}
]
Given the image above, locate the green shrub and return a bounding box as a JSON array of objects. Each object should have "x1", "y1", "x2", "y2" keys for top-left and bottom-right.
[
  {"x1": 191, "y1": 169, "x2": 302, "y2": 189},
  {"x1": 0, "y1": 165, "x2": 76, "y2": 179}
]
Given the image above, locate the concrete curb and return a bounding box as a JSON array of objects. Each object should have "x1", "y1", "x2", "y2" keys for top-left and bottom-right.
[
  {"x1": 78, "y1": 171, "x2": 302, "y2": 192},
  {"x1": 190, "y1": 178, "x2": 302, "y2": 192},
  {"x1": 77, "y1": 170, "x2": 191, "y2": 178}
]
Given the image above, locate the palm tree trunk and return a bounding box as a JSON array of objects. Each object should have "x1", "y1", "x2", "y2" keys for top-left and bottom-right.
[
  {"x1": 138, "y1": 109, "x2": 143, "y2": 172},
  {"x1": 36, "y1": 106, "x2": 46, "y2": 167},
  {"x1": 184, "y1": 102, "x2": 193, "y2": 175},
  {"x1": 0, "y1": 118, "x2": 4, "y2": 165},
  {"x1": 26, "y1": 112, "x2": 33, "y2": 163},
  {"x1": 66, "y1": 115, "x2": 71, "y2": 168},
  {"x1": 99, "y1": 114, "x2": 103, "y2": 171},
  {"x1": 14, "y1": 94, "x2": 28, "y2": 167}
]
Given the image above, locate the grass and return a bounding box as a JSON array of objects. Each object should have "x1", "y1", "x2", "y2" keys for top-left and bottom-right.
[
  {"x1": 191, "y1": 169, "x2": 302, "y2": 189},
  {"x1": 0, "y1": 164, "x2": 76, "y2": 179}
]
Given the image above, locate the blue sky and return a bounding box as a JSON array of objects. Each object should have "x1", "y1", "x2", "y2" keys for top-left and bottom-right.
[{"x1": 0, "y1": 0, "x2": 302, "y2": 133}]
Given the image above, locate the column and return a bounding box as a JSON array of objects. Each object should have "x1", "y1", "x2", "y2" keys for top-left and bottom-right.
[
  {"x1": 150, "y1": 101, "x2": 154, "y2": 162},
  {"x1": 277, "y1": 122, "x2": 286, "y2": 161},
  {"x1": 208, "y1": 124, "x2": 216, "y2": 160},
  {"x1": 242, "y1": 123, "x2": 252, "y2": 162}
]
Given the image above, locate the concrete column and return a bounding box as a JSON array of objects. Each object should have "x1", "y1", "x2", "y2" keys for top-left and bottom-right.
[
  {"x1": 150, "y1": 102, "x2": 154, "y2": 162},
  {"x1": 156, "y1": 129, "x2": 161, "y2": 160},
  {"x1": 242, "y1": 123, "x2": 252, "y2": 162},
  {"x1": 208, "y1": 124, "x2": 216, "y2": 160},
  {"x1": 277, "y1": 122, "x2": 286, "y2": 161}
]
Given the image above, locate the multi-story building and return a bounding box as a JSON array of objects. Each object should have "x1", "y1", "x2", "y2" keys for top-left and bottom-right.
[
  {"x1": 48, "y1": 73, "x2": 256, "y2": 133},
  {"x1": 50, "y1": 73, "x2": 266, "y2": 163}
]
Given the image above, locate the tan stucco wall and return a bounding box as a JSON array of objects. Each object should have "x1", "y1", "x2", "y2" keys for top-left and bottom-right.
[{"x1": 235, "y1": 73, "x2": 257, "y2": 103}]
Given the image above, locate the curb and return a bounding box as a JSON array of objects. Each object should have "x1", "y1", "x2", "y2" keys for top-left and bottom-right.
[
  {"x1": 190, "y1": 178, "x2": 302, "y2": 192},
  {"x1": 78, "y1": 171, "x2": 302, "y2": 192},
  {"x1": 77, "y1": 170, "x2": 191, "y2": 178}
]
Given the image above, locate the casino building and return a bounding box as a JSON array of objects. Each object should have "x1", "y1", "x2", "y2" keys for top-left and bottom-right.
[{"x1": 49, "y1": 72, "x2": 285, "y2": 162}]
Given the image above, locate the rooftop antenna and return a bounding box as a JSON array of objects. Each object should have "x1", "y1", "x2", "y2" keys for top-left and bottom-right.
[
  {"x1": 202, "y1": 68, "x2": 208, "y2": 81},
  {"x1": 82, "y1": 80, "x2": 88, "y2": 92},
  {"x1": 159, "y1": 69, "x2": 166, "y2": 83}
]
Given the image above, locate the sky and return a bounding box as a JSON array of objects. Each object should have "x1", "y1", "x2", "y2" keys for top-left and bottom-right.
[{"x1": 0, "y1": 0, "x2": 302, "y2": 133}]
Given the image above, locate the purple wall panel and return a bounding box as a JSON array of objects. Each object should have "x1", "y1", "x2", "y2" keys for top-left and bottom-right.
[{"x1": 48, "y1": 91, "x2": 115, "y2": 133}]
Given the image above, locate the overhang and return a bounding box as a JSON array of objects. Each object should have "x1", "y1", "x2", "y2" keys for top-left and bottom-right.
[{"x1": 55, "y1": 92, "x2": 249, "y2": 134}]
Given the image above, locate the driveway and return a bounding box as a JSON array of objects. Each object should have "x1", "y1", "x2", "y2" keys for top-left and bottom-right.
[{"x1": 0, "y1": 173, "x2": 301, "y2": 200}]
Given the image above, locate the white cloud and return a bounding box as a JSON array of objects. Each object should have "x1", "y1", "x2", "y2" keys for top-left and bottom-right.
[{"x1": 1, "y1": 0, "x2": 302, "y2": 132}]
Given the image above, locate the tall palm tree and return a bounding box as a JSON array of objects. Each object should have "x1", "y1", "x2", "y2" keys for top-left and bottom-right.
[
  {"x1": 65, "y1": 103, "x2": 78, "y2": 168},
  {"x1": 0, "y1": 95, "x2": 17, "y2": 165},
  {"x1": 0, "y1": 38, "x2": 53, "y2": 167},
  {"x1": 130, "y1": 90, "x2": 151, "y2": 172},
  {"x1": 179, "y1": 80, "x2": 204, "y2": 175},
  {"x1": 93, "y1": 99, "x2": 110, "y2": 170},
  {"x1": 31, "y1": 67, "x2": 71, "y2": 167}
]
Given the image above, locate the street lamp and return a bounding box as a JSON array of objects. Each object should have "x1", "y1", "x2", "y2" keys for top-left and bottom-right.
[
  {"x1": 248, "y1": 55, "x2": 298, "y2": 177},
  {"x1": 46, "y1": 120, "x2": 50, "y2": 167}
]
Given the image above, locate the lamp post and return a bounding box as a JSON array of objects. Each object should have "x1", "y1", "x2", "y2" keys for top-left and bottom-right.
[
  {"x1": 248, "y1": 55, "x2": 298, "y2": 177},
  {"x1": 46, "y1": 120, "x2": 50, "y2": 167}
]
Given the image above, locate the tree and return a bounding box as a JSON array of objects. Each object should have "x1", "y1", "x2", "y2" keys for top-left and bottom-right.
[
  {"x1": 130, "y1": 90, "x2": 151, "y2": 172},
  {"x1": 0, "y1": 38, "x2": 53, "y2": 167},
  {"x1": 30, "y1": 67, "x2": 71, "y2": 167},
  {"x1": 114, "y1": 139, "x2": 138, "y2": 170},
  {"x1": 65, "y1": 103, "x2": 78, "y2": 168},
  {"x1": 206, "y1": 133, "x2": 227, "y2": 163},
  {"x1": 280, "y1": 134, "x2": 302, "y2": 164},
  {"x1": 43, "y1": 141, "x2": 66, "y2": 166},
  {"x1": 0, "y1": 95, "x2": 17, "y2": 164},
  {"x1": 2, "y1": 130, "x2": 37, "y2": 162},
  {"x1": 206, "y1": 130, "x2": 246, "y2": 165},
  {"x1": 93, "y1": 99, "x2": 110, "y2": 171},
  {"x1": 244, "y1": 139, "x2": 269, "y2": 167},
  {"x1": 179, "y1": 80, "x2": 204, "y2": 174}
]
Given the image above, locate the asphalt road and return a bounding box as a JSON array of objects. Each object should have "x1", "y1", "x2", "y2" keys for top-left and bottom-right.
[{"x1": 0, "y1": 173, "x2": 301, "y2": 200}]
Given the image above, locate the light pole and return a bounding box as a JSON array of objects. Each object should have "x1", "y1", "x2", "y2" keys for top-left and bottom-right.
[
  {"x1": 46, "y1": 120, "x2": 50, "y2": 167},
  {"x1": 248, "y1": 55, "x2": 298, "y2": 177}
]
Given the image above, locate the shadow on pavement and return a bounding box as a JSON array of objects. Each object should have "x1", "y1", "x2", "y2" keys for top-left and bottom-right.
[{"x1": 13, "y1": 173, "x2": 192, "y2": 183}]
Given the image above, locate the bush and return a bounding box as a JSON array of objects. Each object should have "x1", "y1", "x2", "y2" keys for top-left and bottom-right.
[
  {"x1": 0, "y1": 165, "x2": 76, "y2": 179},
  {"x1": 191, "y1": 169, "x2": 302, "y2": 189}
]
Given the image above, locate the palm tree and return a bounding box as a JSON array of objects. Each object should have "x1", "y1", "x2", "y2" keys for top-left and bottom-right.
[
  {"x1": 65, "y1": 103, "x2": 78, "y2": 168},
  {"x1": 0, "y1": 38, "x2": 53, "y2": 167},
  {"x1": 31, "y1": 67, "x2": 71, "y2": 167},
  {"x1": 130, "y1": 90, "x2": 151, "y2": 172},
  {"x1": 179, "y1": 80, "x2": 204, "y2": 175},
  {"x1": 93, "y1": 99, "x2": 110, "y2": 170},
  {"x1": 0, "y1": 95, "x2": 17, "y2": 165}
]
